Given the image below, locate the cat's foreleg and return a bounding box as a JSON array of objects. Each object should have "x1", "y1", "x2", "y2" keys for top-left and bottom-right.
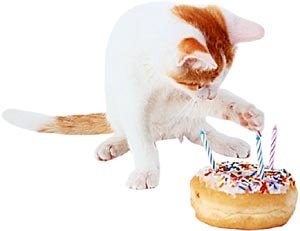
[
  {"x1": 124, "y1": 118, "x2": 160, "y2": 190},
  {"x1": 186, "y1": 122, "x2": 250, "y2": 158},
  {"x1": 209, "y1": 89, "x2": 264, "y2": 131}
]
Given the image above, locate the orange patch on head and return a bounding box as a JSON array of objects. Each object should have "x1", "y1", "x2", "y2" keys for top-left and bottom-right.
[
  {"x1": 170, "y1": 5, "x2": 236, "y2": 90},
  {"x1": 172, "y1": 5, "x2": 235, "y2": 66}
]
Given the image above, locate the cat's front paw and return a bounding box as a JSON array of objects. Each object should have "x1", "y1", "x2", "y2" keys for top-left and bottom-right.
[
  {"x1": 96, "y1": 136, "x2": 129, "y2": 161},
  {"x1": 237, "y1": 105, "x2": 264, "y2": 131},
  {"x1": 223, "y1": 138, "x2": 251, "y2": 158},
  {"x1": 126, "y1": 169, "x2": 160, "y2": 190},
  {"x1": 211, "y1": 135, "x2": 251, "y2": 158},
  {"x1": 226, "y1": 103, "x2": 264, "y2": 131}
]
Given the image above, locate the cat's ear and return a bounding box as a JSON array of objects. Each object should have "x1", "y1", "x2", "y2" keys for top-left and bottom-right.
[
  {"x1": 177, "y1": 38, "x2": 217, "y2": 70},
  {"x1": 177, "y1": 51, "x2": 217, "y2": 70},
  {"x1": 220, "y1": 8, "x2": 265, "y2": 44}
]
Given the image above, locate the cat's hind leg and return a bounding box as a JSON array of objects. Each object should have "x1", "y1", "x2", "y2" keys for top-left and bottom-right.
[
  {"x1": 96, "y1": 135, "x2": 129, "y2": 161},
  {"x1": 186, "y1": 122, "x2": 250, "y2": 158}
]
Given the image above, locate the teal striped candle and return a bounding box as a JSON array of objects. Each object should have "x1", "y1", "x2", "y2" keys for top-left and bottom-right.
[
  {"x1": 256, "y1": 132, "x2": 265, "y2": 179},
  {"x1": 200, "y1": 129, "x2": 217, "y2": 170}
]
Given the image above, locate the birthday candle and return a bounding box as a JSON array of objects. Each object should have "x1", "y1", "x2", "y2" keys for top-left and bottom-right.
[
  {"x1": 199, "y1": 129, "x2": 217, "y2": 170},
  {"x1": 256, "y1": 132, "x2": 265, "y2": 179},
  {"x1": 269, "y1": 125, "x2": 277, "y2": 169}
]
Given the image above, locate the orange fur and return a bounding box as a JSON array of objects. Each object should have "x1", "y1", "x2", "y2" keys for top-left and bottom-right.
[
  {"x1": 38, "y1": 113, "x2": 113, "y2": 135},
  {"x1": 170, "y1": 5, "x2": 235, "y2": 90}
]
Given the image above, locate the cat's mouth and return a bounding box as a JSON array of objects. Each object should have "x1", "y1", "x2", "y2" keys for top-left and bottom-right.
[{"x1": 195, "y1": 87, "x2": 217, "y2": 100}]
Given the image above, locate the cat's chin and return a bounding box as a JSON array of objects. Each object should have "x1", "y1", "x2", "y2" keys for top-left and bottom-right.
[
  {"x1": 184, "y1": 94, "x2": 216, "y2": 102},
  {"x1": 193, "y1": 89, "x2": 217, "y2": 101}
]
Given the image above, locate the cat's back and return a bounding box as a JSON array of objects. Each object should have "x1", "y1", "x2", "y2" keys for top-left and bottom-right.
[
  {"x1": 106, "y1": 2, "x2": 201, "y2": 58},
  {"x1": 106, "y1": 2, "x2": 172, "y2": 54}
]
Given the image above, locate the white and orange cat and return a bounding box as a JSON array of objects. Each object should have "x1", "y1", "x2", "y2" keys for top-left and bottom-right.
[{"x1": 3, "y1": 3, "x2": 264, "y2": 189}]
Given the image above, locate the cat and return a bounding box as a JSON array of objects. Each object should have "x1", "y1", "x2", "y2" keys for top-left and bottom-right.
[{"x1": 3, "y1": 2, "x2": 264, "y2": 190}]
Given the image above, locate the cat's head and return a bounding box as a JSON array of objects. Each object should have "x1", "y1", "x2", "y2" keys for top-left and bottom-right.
[{"x1": 169, "y1": 5, "x2": 264, "y2": 100}]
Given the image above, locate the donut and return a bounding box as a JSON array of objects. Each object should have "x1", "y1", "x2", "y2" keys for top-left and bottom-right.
[{"x1": 190, "y1": 162, "x2": 298, "y2": 229}]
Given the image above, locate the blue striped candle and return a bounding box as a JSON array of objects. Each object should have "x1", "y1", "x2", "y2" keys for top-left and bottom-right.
[
  {"x1": 200, "y1": 129, "x2": 217, "y2": 170},
  {"x1": 256, "y1": 132, "x2": 265, "y2": 179}
]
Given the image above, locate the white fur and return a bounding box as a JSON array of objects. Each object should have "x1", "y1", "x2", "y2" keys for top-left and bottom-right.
[
  {"x1": 2, "y1": 109, "x2": 53, "y2": 131},
  {"x1": 103, "y1": 3, "x2": 264, "y2": 189}
]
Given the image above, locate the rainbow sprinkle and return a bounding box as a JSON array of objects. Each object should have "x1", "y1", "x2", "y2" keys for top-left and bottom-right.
[{"x1": 198, "y1": 162, "x2": 296, "y2": 194}]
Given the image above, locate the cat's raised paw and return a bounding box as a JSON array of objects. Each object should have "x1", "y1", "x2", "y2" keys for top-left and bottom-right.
[
  {"x1": 237, "y1": 106, "x2": 264, "y2": 132},
  {"x1": 213, "y1": 136, "x2": 251, "y2": 158},
  {"x1": 126, "y1": 169, "x2": 160, "y2": 190},
  {"x1": 226, "y1": 139, "x2": 251, "y2": 158},
  {"x1": 96, "y1": 136, "x2": 129, "y2": 161}
]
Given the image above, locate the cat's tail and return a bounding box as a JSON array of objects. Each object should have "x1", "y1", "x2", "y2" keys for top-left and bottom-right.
[{"x1": 2, "y1": 109, "x2": 113, "y2": 135}]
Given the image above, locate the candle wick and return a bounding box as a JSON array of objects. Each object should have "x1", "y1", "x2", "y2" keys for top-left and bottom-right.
[{"x1": 257, "y1": 130, "x2": 262, "y2": 137}]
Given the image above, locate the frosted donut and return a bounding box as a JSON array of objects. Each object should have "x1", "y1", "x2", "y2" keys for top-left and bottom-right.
[{"x1": 191, "y1": 162, "x2": 298, "y2": 229}]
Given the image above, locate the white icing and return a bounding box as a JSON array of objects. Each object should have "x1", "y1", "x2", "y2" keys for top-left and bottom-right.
[{"x1": 196, "y1": 162, "x2": 295, "y2": 195}]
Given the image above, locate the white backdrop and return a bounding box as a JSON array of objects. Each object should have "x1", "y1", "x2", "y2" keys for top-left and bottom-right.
[{"x1": 0, "y1": 0, "x2": 299, "y2": 230}]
